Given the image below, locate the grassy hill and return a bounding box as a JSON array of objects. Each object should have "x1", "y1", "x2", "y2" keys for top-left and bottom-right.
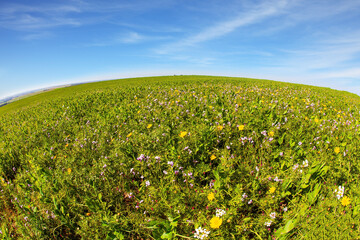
[{"x1": 0, "y1": 75, "x2": 360, "y2": 239}]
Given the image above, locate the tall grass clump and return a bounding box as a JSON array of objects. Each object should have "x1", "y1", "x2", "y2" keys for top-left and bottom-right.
[{"x1": 0, "y1": 75, "x2": 360, "y2": 239}]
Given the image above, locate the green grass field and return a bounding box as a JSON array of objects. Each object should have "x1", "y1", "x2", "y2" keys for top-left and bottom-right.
[{"x1": 1, "y1": 75, "x2": 360, "y2": 239}]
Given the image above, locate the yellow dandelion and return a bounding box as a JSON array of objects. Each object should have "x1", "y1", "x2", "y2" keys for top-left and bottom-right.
[
  {"x1": 179, "y1": 131, "x2": 187, "y2": 138},
  {"x1": 341, "y1": 196, "x2": 351, "y2": 206},
  {"x1": 238, "y1": 125, "x2": 245, "y2": 131},
  {"x1": 67, "y1": 168, "x2": 72, "y2": 174},
  {"x1": 127, "y1": 133, "x2": 133, "y2": 138},
  {"x1": 268, "y1": 186, "x2": 276, "y2": 194},
  {"x1": 217, "y1": 125, "x2": 223, "y2": 131},
  {"x1": 209, "y1": 106, "x2": 213, "y2": 109},
  {"x1": 207, "y1": 192, "x2": 215, "y2": 201},
  {"x1": 210, "y1": 216, "x2": 222, "y2": 229},
  {"x1": 268, "y1": 131, "x2": 274, "y2": 137},
  {"x1": 210, "y1": 155, "x2": 216, "y2": 160},
  {"x1": 147, "y1": 124, "x2": 152, "y2": 129},
  {"x1": 334, "y1": 147, "x2": 340, "y2": 154},
  {"x1": 314, "y1": 118, "x2": 319, "y2": 123}
]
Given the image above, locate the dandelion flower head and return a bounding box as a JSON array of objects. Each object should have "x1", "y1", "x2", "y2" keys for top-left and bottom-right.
[
  {"x1": 341, "y1": 196, "x2": 351, "y2": 206},
  {"x1": 207, "y1": 192, "x2": 215, "y2": 201},
  {"x1": 268, "y1": 186, "x2": 276, "y2": 194},
  {"x1": 210, "y1": 216, "x2": 222, "y2": 229}
]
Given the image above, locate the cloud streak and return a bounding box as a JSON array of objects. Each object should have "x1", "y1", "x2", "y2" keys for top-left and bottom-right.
[{"x1": 155, "y1": 0, "x2": 291, "y2": 54}]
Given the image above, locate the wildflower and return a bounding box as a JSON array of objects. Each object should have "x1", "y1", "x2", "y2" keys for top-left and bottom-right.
[
  {"x1": 67, "y1": 168, "x2": 72, "y2": 174},
  {"x1": 216, "y1": 209, "x2": 226, "y2": 217},
  {"x1": 341, "y1": 196, "x2": 351, "y2": 206},
  {"x1": 334, "y1": 185, "x2": 345, "y2": 199},
  {"x1": 248, "y1": 199, "x2": 253, "y2": 204},
  {"x1": 268, "y1": 187, "x2": 276, "y2": 194},
  {"x1": 302, "y1": 159, "x2": 309, "y2": 168},
  {"x1": 207, "y1": 192, "x2": 215, "y2": 201},
  {"x1": 283, "y1": 207, "x2": 288, "y2": 212},
  {"x1": 145, "y1": 181, "x2": 150, "y2": 187},
  {"x1": 334, "y1": 147, "x2": 340, "y2": 154},
  {"x1": 217, "y1": 125, "x2": 223, "y2": 131},
  {"x1": 268, "y1": 131, "x2": 274, "y2": 137},
  {"x1": 163, "y1": 170, "x2": 168, "y2": 175},
  {"x1": 179, "y1": 131, "x2": 187, "y2": 138},
  {"x1": 147, "y1": 124, "x2": 152, "y2": 129},
  {"x1": 314, "y1": 118, "x2": 319, "y2": 123},
  {"x1": 167, "y1": 161, "x2": 174, "y2": 166},
  {"x1": 210, "y1": 216, "x2": 222, "y2": 229},
  {"x1": 241, "y1": 193, "x2": 248, "y2": 201},
  {"x1": 270, "y1": 212, "x2": 276, "y2": 219},
  {"x1": 194, "y1": 227, "x2": 210, "y2": 240},
  {"x1": 293, "y1": 164, "x2": 299, "y2": 171},
  {"x1": 264, "y1": 220, "x2": 272, "y2": 227},
  {"x1": 238, "y1": 125, "x2": 245, "y2": 131},
  {"x1": 255, "y1": 166, "x2": 259, "y2": 172},
  {"x1": 210, "y1": 155, "x2": 216, "y2": 160},
  {"x1": 127, "y1": 133, "x2": 132, "y2": 138}
]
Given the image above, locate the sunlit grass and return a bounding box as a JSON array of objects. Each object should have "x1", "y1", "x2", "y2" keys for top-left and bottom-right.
[{"x1": 0, "y1": 75, "x2": 359, "y2": 239}]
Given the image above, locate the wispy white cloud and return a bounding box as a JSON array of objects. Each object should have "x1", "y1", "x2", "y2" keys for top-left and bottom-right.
[
  {"x1": 119, "y1": 32, "x2": 143, "y2": 44},
  {"x1": 21, "y1": 31, "x2": 53, "y2": 40},
  {"x1": 86, "y1": 31, "x2": 172, "y2": 47},
  {"x1": 155, "y1": 0, "x2": 291, "y2": 54}
]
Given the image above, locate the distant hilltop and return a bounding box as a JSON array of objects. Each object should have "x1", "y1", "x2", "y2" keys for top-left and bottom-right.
[{"x1": 0, "y1": 83, "x2": 77, "y2": 107}]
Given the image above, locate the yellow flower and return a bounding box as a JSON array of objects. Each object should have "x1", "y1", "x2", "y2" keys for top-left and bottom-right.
[
  {"x1": 67, "y1": 168, "x2": 72, "y2": 174},
  {"x1": 341, "y1": 196, "x2": 351, "y2": 206},
  {"x1": 147, "y1": 124, "x2": 152, "y2": 129},
  {"x1": 268, "y1": 131, "x2": 274, "y2": 137},
  {"x1": 210, "y1": 155, "x2": 216, "y2": 160},
  {"x1": 314, "y1": 118, "x2": 319, "y2": 123},
  {"x1": 210, "y1": 216, "x2": 222, "y2": 229},
  {"x1": 268, "y1": 186, "x2": 276, "y2": 194},
  {"x1": 207, "y1": 192, "x2": 215, "y2": 201},
  {"x1": 334, "y1": 147, "x2": 340, "y2": 154},
  {"x1": 179, "y1": 131, "x2": 187, "y2": 138},
  {"x1": 127, "y1": 133, "x2": 132, "y2": 138},
  {"x1": 217, "y1": 125, "x2": 223, "y2": 131},
  {"x1": 238, "y1": 125, "x2": 245, "y2": 131}
]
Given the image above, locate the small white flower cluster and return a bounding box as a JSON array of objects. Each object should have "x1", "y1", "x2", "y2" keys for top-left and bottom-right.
[
  {"x1": 334, "y1": 185, "x2": 345, "y2": 199},
  {"x1": 216, "y1": 208, "x2": 226, "y2": 217},
  {"x1": 293, "y1": 160, "x2": 309, "y2": 173},
  {"x1": 302, "y1": 159, "x2": 309, "y2": 168},
  {"x1": 264, "y1": 220, "x2": 272, "y2": 227},
  {"x1": 270, "y1": 212, "x2": 276, "y2": 219},
  {"x1": 194, "y1": 227, "x2": 210, "y2": 240},
  {"x1": 241, "y1": 193, "x2": 248, "y2": 201}
]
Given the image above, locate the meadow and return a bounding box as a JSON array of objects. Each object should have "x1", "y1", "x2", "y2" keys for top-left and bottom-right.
[{"x1": 0, "y1": 75, "x2": 360, "y2": 239}]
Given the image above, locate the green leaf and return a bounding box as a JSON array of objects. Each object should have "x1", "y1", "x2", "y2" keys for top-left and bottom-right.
[
  {"x1": 161, "y1": 232, "x2": 174, "y2": 239},
  {"x1": 307, "y1": 183, "x2": 321, "y2": 204}
]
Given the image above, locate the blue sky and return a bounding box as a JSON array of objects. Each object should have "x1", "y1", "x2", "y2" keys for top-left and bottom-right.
[{"x1": 1, "y1": 0, "x2": 360, "y2": 99}]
